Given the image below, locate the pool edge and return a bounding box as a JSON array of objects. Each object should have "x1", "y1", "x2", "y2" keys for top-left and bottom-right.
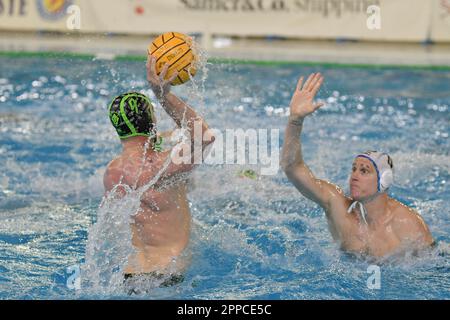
[{"x1": 1, "y1": 50, "x2": 450, "y2": 71}]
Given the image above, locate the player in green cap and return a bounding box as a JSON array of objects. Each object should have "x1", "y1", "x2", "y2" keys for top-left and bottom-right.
[{"x1": 104, "y1": 55, "x2": 215, "y2": 293}]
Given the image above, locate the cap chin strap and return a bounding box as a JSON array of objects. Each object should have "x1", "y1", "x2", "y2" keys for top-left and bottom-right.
[
  {"x1": 347, "y1": 192, "x2": 381, "y2": 225},
  {"x1": 347, "y1": 201, "x2": 368, "y2": 225}
]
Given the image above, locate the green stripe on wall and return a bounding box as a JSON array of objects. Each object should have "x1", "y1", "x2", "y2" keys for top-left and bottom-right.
[{"x1": 1, "y1": 50, "x2": 449, "y2": 71}]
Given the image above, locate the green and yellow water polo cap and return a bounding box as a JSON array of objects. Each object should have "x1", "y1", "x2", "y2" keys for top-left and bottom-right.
[{"x1": 108, "y1": 92, "x2": 156, "y2": 140}]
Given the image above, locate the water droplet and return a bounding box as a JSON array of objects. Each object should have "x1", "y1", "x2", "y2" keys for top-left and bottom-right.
[
  {"x1": 264, "y1": 106, "x2": 274, "y2": 116},
  {"x1": 326, "y1": 97, "x2": 337, "y2": 104},
  {"x1": 233, "y1": 105, "x2": 244, "y2": 112},
  {"x1": 213, "y1": 37, "x2": 233, "y2": 48},
  {"x1": 32, "y1": 80, "x2": 42, "y2": 87}
]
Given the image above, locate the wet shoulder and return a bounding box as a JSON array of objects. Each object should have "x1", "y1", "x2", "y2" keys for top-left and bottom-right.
[
  {"x1": 104, "y1": 157, "x2": 125, "y2": 190},
  {"x1": 106, "y1": 157, "x2": 122, "y2": 172},
  {"x1": 389, "y1": 198, "x2": 420, "y2": 220},
  {"x1": 389, "y1": 198, "x2": 429, "y2": 236},
  {"x1": 323, "y1": 180, "x2": 349, "y2": 206},
  {"x1": 105, "y1": 155, "x2": 141, "y2": 188},
  {"x1": 322, "y1": 180, "x2": 345, "y2": 194}
]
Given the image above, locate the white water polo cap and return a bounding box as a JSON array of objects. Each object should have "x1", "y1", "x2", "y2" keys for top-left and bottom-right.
[{"x1": 355, "y1": 151, "x2": 394, "y2": 193}]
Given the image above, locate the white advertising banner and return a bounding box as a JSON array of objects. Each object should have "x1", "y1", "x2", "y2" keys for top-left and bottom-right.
[
  {"x1": 430, "y1": 0, "x2": 450, "y2": 42},
  {"x1": 0, "y1": 0, "x2": 442, "y2": 42}
]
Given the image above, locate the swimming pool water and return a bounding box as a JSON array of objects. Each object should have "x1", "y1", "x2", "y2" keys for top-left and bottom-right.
[{"x1": 0, "y1": 56, "x2": 449, "y2": 299}]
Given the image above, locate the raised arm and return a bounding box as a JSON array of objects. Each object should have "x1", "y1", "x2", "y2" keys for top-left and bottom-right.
[
  {"x1": 281, "y1": 73, "x2": 339, "y2": 209},
  {"x1": 146, "y1": 55, "x2": 215, "y2": 176}
]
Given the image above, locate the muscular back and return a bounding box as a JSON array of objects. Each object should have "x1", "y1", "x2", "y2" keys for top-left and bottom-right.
[{"x1": 103, "y1": 150, "x2": 192, "y2": 273}]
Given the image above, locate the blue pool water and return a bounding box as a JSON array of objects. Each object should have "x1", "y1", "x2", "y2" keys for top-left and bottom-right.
[{"x1": 0, "y1": 56, "x2": 449, "y2": 299}]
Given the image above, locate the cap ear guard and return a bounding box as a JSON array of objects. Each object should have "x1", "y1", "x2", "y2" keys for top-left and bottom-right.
[
  {"x1": 380, "y1": 169, "x2": 393, "y2": 192},
  {"x1": 379, "y1": 153, "x2": 394, "y2": 192}
]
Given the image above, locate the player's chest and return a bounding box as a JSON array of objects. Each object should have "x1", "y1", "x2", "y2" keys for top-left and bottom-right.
[{"x1": 343, "y1": 223, "x2": 401, "y2": 257}]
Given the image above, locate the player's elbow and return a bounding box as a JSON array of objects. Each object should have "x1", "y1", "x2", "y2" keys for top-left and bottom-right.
[
  {"x1": 282, "y1": 166, "x2": 296, "y2": 182},
  {"x1": 281, "y1": 154, "x2": 305, "y2": 173},
  {"x1": 281, "y1": 159, "x2": 294, "y2": 174},
  {"x1": 280, "y1": 153, "x2": 293, "y2": 172},
  {"x1": 281, "y1": 162, "x2": 304, "y2": 179}
]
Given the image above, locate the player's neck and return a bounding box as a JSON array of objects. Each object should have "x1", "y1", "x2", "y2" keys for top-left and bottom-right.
[
  {"x1": 121, "y1": 137, "x2": 154, "y2": 155},
  {"x1": 362, "y1": 193, "x2": 389, "y2": 224}
]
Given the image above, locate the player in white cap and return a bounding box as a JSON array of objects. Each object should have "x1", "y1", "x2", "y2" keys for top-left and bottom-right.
[{"x1": 281, "y1": 73, "x2": 434, "y2": 259}]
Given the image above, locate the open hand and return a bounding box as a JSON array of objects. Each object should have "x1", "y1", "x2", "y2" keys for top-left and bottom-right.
[
  {"x1": 146, "y1": 55, "x2": 178, "y2": 100},
  {"x1": 289, "y1": 73, "x2": 324, "y2": 121}
]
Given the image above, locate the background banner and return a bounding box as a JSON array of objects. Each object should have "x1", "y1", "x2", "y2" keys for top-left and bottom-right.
[
  {"x1": 430, "y1": 0, "x2": 450, "y2": 42},
  {"x1": 0, "y1": 0, "x2": 447, "y2": 42}
]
